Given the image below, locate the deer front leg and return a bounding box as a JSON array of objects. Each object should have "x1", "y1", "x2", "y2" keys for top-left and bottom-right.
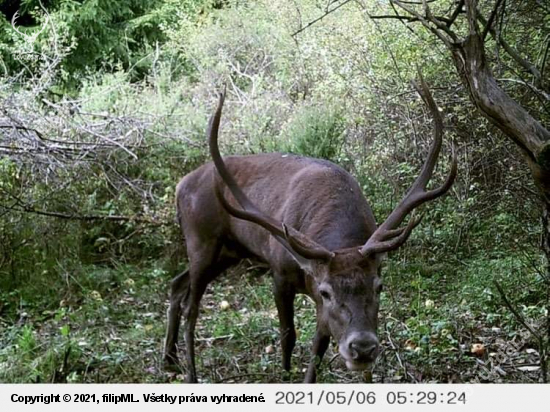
[
  {"x1": 304, "y1": 329, "x2": 330, "y2": 383},
  {"x1": 274, "y1": 280, "x2": 296, "y2": 372}
]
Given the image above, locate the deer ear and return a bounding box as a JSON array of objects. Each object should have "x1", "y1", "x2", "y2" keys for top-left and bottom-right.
[
  {"x1": 271, "y1": 234, "x2": 316, "y2": 273},
  {"x1": 282, "y1": 224, "x2": 334, "y2": 261},
  {"x1": 268, "y1": 224, "x2": 333, "y2": 274}
]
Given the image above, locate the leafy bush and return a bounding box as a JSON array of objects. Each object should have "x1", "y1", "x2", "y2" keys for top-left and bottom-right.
[{"x1": 277, "y1": 104, "x2": 345, "y2": 161}]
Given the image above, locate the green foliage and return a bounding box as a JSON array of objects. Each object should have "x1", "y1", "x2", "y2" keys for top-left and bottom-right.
[
  {"x1": 277, "y1": 104, "x2": 345, "y2": 161},
  {"x1": 0, "y1": 0, "x2": 217, "y2": 84}
]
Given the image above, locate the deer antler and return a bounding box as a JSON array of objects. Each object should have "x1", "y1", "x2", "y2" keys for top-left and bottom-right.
[
  {"x1": 360, "y1": 71, "x2": 457, "y2": 256},
  {"x1": 208, "y1": 90, "x2": 334, "y2": 262}
]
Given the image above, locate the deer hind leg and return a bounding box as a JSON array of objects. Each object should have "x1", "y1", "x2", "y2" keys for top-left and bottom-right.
[
  {"x1": 183, "y1": 245, "x2": 237, "y2": 383},
  {"x1": 163, "y1": 269, "x2": 190, "y2": 368},
  {"x1": 183, "y1": 275, "x2": 209, "y2": 383},
  {"x1": 274, "y1": 279, "x2": 297, "y2": 373}
]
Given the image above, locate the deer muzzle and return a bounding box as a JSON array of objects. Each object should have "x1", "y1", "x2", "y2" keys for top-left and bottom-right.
[{"x1": 340, "y1": 331, "x2": 380, "y2": 371}]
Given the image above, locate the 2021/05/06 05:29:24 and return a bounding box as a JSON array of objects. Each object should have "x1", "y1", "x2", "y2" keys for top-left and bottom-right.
[{"x1": 274, "y1": 390, "x2": 467, "y2": 405}]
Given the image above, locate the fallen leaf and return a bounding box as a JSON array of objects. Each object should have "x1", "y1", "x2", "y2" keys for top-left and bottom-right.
[
  {"x1": 471, "y1": 343, "x2": 485, "y2": 356},
  {"x1": 404, "y1": 339, "x2": 417, "y2": 351}
]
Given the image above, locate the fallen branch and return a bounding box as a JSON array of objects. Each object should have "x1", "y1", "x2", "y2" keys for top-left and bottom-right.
[
  {"x1": 494, "y1": 280, "x2": 547, "y2": 383},
  {"x1": 0, "y1": 202, "x2": 169, "y2": 226}
]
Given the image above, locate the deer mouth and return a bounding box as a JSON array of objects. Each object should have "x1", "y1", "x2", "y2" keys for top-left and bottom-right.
[{"x1": 344, "y1": 359, "x2": 373, "y2": 371}]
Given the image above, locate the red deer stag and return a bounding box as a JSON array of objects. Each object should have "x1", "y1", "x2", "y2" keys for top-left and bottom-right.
[{"x1": 164, "y1": 75, "x2": 457, "y2": 383}]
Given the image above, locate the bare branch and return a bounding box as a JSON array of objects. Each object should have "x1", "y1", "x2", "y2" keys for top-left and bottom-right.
[
  {"x1": 369, "y1": 15, "x2": 420, "y2": 21},
  {"x1": 497, "y1": 78, "x2": 550, "y2": 101},
  {"x1": 447, "y1": 0, "x2": 464, "y2": 28},
  {"x1": 292, "y1": 0, "x2": 354, "y2": 37},
  {"x1": 390, "y1": 0, "x2": 457, "y2": 47},
  {"x1": 477, "y1": 14, "x2": 546, "y2": 92},
  {"x1": 481, "y1": 0, "x2": 505, "y2": 41},
  {"x1": 540, "y1": 34, "x2": 550, "y2": 81}
]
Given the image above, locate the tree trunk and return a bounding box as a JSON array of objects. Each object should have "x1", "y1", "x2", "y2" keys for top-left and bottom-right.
[
  {"x1": 544, "y1": 201, "x2": 550, "y2": 279},
  {"x1": 543, "y1": 200, "x2": 550, "y2": 382},
  {"x1": 447, "y1": 8, "x2": 550, "y2": 196}
]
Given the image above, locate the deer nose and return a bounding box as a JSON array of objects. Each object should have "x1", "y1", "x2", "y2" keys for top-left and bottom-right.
[{"x1": 348, "y1": 333, "x2": 379, "y2": 362}]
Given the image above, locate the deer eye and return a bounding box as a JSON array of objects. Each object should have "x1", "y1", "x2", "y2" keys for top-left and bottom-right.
[{"x1": 319, "y1": 289, "x2": 332, "y2": 301}]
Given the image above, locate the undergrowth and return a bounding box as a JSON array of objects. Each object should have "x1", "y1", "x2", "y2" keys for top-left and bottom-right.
[{"x1": 0, "y1": 248, "x2": 545, "y2": 383}]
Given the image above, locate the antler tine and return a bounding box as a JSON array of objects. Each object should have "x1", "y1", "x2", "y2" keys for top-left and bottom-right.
[
  {"x1": 360, "y1": 70, "x2": 457, "y2": 256},
  {"x1": 360, "y1": 213, "x2": 424, "y2": 256},
  {"x1": 208, "y1": 89, "x2": 334, "y2": 262}
]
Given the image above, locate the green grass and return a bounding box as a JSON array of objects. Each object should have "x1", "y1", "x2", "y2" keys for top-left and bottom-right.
[{"x1": 0, "y1": 250, "x2": 546, "y2": 383}]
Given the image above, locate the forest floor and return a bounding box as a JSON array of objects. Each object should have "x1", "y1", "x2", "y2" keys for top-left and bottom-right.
[{"x1": 0, "y1": 253, "x2": 545, "y2": 383}]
